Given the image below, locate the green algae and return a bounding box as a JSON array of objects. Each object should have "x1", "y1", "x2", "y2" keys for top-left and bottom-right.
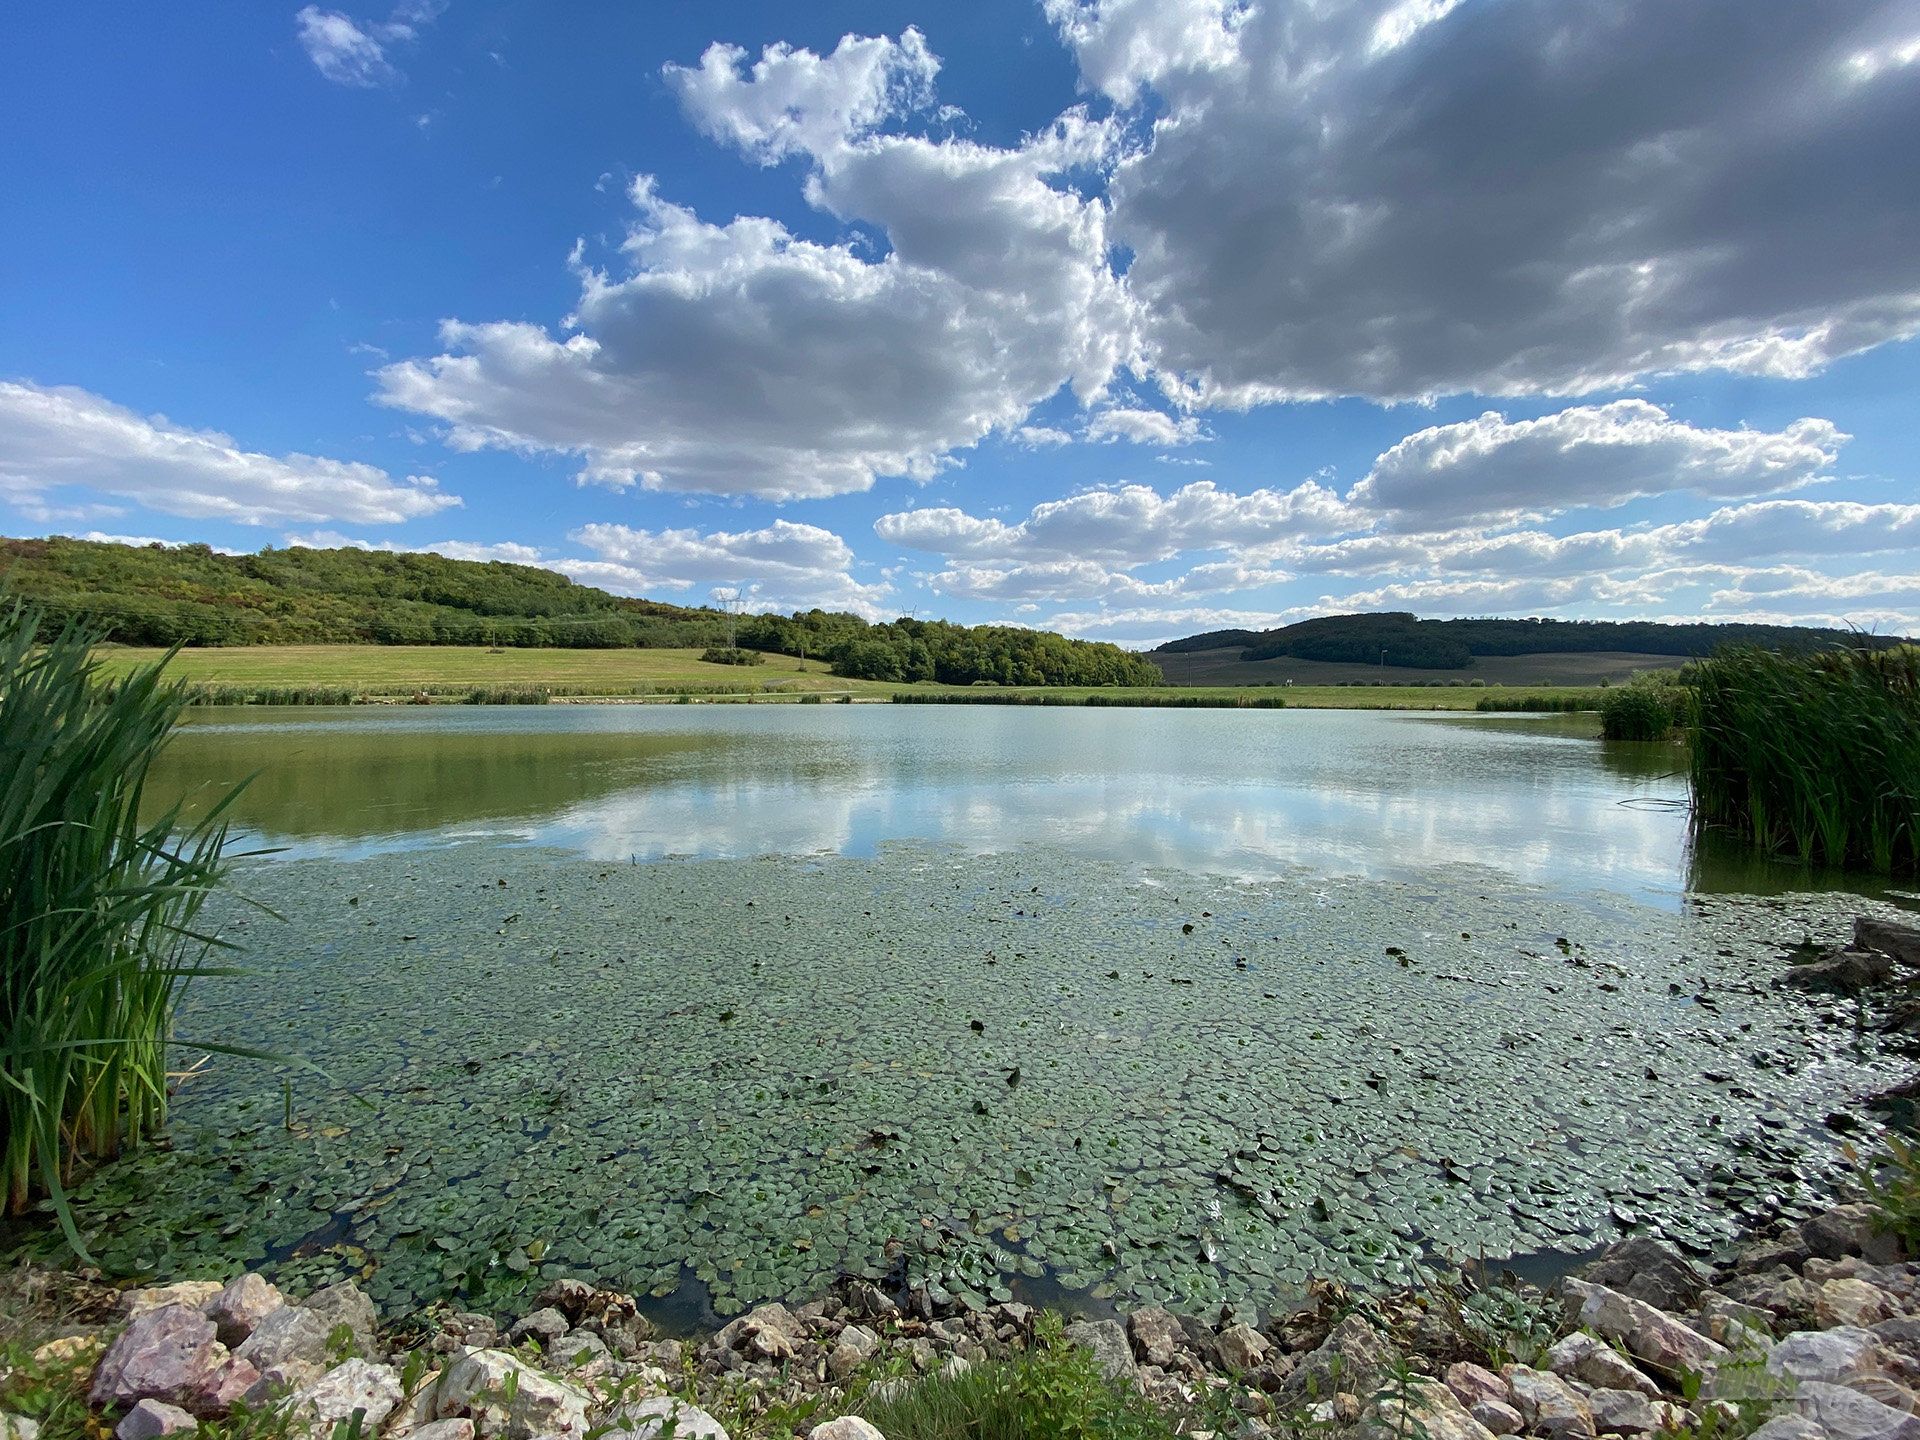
[{"x1": 5, "y1": 842, "x2": 1906, "y2": 1323}]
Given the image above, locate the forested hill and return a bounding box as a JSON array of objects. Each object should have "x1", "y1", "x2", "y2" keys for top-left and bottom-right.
[
  {"x1": 3, "y1": 535, "x2": 713, "y2": 647},
  {"x1": 1155, "y1": 612, "x2": 1909, "y2": 670},
  {"x1": 0, "y1": 535, "x2": 1160, "y2": 687}
]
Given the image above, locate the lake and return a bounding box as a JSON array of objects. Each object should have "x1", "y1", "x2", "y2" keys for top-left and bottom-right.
[
  {"x1": 147, "y1": 704, "x2": 1815, "y2": 899},
  {"x1": 14, "y1": 704, "x2": 1904, "y2": 1326}
]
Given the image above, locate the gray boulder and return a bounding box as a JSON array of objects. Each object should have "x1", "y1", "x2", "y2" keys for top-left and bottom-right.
[
  {"x1": 1792, "y1": 1381, "x2": 1920, "y2": 1440},
  {"x1": 1780, "y1": 948, "x2": 1894, "y2": 993},
  {"x1": 1580, "y1": 1237, "x2": 1710, "y2": 1313},
  {"x1": 1064, "y1": 1319, "x2": 1137, "y2": 1384},
  {"x1": 1856, "y1": 918, "x2": 1920, "y2": 968},
  {"x1": 112, "y1": 1400, "x2": 196, "y2": 1440},
  {"x1": 606, "y1": 1398, "x2": 730, "y2": 1440}
]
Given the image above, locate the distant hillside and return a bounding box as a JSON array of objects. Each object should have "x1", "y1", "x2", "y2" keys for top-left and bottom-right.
[
  {"x1": 1, "y1": 535, "x2": 1159, "y2": 688},
  {"x1": 2, "y1": 535, "x2": 718, "y2": 648},
  {"x1": 1155, "y1": 612, "x2": 1906, "y2": 672}
]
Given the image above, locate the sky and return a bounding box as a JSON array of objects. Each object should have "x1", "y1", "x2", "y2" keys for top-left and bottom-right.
[{"x1": 2, "y1": 0, "x2": 1918, "y2": 645}]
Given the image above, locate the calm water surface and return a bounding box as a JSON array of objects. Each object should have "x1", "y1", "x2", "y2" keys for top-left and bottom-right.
[{"x1": 149, "y1": 704, "x2": 1825, "y2": 901}]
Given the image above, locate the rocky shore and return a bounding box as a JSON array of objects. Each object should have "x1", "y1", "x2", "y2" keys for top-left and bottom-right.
[{"x1": 8, "y1": 1197, "x2": 1920, "y2": 1440}]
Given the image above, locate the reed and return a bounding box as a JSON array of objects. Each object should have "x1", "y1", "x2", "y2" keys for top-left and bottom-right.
[
  {"x1": 1687, "y1": 644, "x2": 1920, "y2": 874},
  {"x1": 0, "y1": 599, "x2": 250, "y2": 1249}
]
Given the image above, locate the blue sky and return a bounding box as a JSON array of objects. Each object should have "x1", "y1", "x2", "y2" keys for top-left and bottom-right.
[{"x1": 2, "y1": 0, "x2": 1917, "y2": 643}]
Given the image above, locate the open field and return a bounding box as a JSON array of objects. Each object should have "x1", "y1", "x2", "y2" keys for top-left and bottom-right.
[
  {"x1": 93, "y1": 644, "x2": 1610, "y2": 710},
  {"x1": 1152, "y1": 646, "x2": 1694, "y2": 687},
  {"x1": 94, "y1": 644, "x2": 916, "y2": 698}
]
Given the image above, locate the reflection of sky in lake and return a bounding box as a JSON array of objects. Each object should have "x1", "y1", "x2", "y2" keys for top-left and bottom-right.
[{"x1": 152, "y1": 705, "x2": 1728, "y2": 901}]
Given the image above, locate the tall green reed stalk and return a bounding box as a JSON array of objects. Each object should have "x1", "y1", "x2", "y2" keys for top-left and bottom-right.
[
  {"x1": 1, "y1": 598, "x2": 257, "y2": 1253},
  {"x1": 1688, "y1": 644, "x2": 1920, "y2": 874}
]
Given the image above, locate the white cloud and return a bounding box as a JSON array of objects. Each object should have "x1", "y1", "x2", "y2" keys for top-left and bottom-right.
[
  {"x1": 1085, "y1": 406, "x2": 1207, "y2": 446},
  {"x1": 664, "y1": 28, "x2": 939, "y2": 163},
  {"x1": 282, "y1": 531, "x2": 545, "y2": 564},
  {"x1": 1351, "y1": 401, "x2": 1845, "y2": 530},
  {"x1": 564, "y1": 519, "x2": 891, "y2": 619},
  {"x1": 1042, "y1": 0, "x2": 1250, "y2": 105},
  {"x1": 376, "y1": 29, "x2": 1136, "y2": 501},
  {"x1": 1061, "y1": 0, "x2": 1920, "y2": 402},
  {"x1": 295, "y1": 2, "x2": 442, "y2": 88},
  {"x1": 0, "y1": 381, "x2": 459, "y2": 526},
  {"x1": 877, "y1": 479, "x2": 1350, "y2": 569}
]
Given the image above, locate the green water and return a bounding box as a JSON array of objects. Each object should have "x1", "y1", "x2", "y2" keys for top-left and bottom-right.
[{"x1": 14, "y1": 705, "x2": 1902, "y2": 1326}]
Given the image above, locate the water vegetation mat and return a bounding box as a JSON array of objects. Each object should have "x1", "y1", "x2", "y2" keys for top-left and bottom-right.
[{"x1": 5, "y1": 843, "x2": 1908, "y2": 1325}]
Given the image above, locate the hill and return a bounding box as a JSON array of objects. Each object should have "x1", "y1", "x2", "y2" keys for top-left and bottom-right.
[
  {"x1": 0, "y1": 535, "x2": 1158, "y2": 688},
  {"x1": 1154, "y1": 611, "x2": 1907, "y2": 676}
]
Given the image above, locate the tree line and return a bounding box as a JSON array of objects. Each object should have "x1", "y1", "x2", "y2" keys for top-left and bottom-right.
[
  {"x1": 3, "y1": 536, "x2": 1157, "y2": 687},
  {"x1": 1155, "y1": 611, "x2": 1907, "y2": 669}
]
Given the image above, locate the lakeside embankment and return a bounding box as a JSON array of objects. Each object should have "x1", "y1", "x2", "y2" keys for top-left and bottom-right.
[{"x1": 93, "y1": 644, "x2": 1609, "y2": 711}]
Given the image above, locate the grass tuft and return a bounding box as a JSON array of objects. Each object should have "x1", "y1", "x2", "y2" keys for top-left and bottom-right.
[{"x1": 0, "y1": 599, "x2": 249, "y2": 1251}]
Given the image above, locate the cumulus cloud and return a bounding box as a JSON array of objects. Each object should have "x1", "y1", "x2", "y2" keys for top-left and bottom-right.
[
  {"x1": 282, "y1": 531, "x2": 545, "y2": 564},
  {"x1": 376, "y1": 36, "x2": 1134, "y2": 501},
  {"x1": 1351, "y1": 401, "x2": 1846, "y2": 529},
  {"x1": 564, "y1": 518, "x2": 891, "y2": 619},
  {"x1": 878, "y1": 479, "x2": 1350, "y2": 568},
  {"x1": 664, "y1": 28, "x2": 939, "y2": 163},
  {"x1": 1086, "y1": 406, "x2": 1207, "y2": 446},
  {"x1": 1061, "y1": 0, "x2": 1920, "y2": 402},
  {"x1": 0, "y1": 380, "x2": 459, "y2": 526},
  {"x1": 295, "y1": 1, "x2": 442, "y2": 88}
]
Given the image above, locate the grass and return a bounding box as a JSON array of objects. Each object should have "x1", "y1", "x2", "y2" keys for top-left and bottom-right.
[
  {"x1": 856, "y1": 1314, "x2": 1194, "y2": 1440},
  {"x1": 91, "y1": 645, "x2": 1611, "y2": 712},
  {"x1": 0, "y1": 602, "x2": 254, "y2": 1252},
  {"x1": 1688, "y1": 644, "x2": 1920, "y2": 874},
  {"x1": 1599, "y1": 676, "x2": 1692, "y2": 741}
]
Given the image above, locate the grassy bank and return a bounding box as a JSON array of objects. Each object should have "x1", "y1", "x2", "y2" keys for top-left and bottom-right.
[{"x1": 94, "y1": 645, "x2": 1608, "y2": 712}]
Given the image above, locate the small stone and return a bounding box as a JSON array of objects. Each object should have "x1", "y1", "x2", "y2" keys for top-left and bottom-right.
[
  {"x1": 546, "y1": 1332, "x2": 610, "y2": 1376},
  {"x1": 113, "y1": 1400, "x2": 196, "y2": 1440},
  {"x1": 1701, "y1": 1294, "x2": 1775, "y2": 1347},
  {"x1": 1543, "y1": 1332, "x2": 1659, "y2": 1397},
  {"x1": 1504, "y1": 1366, "x2": 1596, "y2": 1440},
  {"x1": 236, "y1": 1304, "x2": 334, "y2": 1371},
  {"x1": 1064, "y1": 1319, "x2": 1137, "y2": 1383},
  {"x1": 1793, "y1": 1380, "x2": 1920, "y2": 1440},
  {"x1": 604, "y1": 1398, "x2": 730, "y2": 1440},
  {"x1": 89, "y1": 1304, "x2": 228, "y2": 1412},
  {"x1": 1589, "y1": 1388, "x2": 1662, "y2": 1435},
  {"x1": 1472, "y1": 1400, "x2": 1524, "y2": 1436},
  {"x1": 1281, "y1": 1315, "x2": 1399, "y2": 1405},
  {"x1": 436, "y1": 1348, "x2": 591, "y2": 1440},
  {"x1": 844, "y1": 1282, "x2": 898, "y2": 1320},
  {"x1": 1750, "y1": 1420, "x2": 1831, "y2": 1440},
  {"x1": 1563, "y1": 1279, "x2": 1729, "y2": 1375},
  {"x1": 1216, "y1": 1323, "x2": 1270, "y2": 1371},
  {"x1": 828, "y1": 1325, "x2": 880, "y2": 1381},
  {"x1": 1781, "y1": 948, "x2": 1894, "y2": 994},
  {"x1": 1445, "y1": 1362, "x2": 1510, "y2": 1411},
  {"x1": 291, "y1": 1358, "x2": 404, "y2": 1431},
  {"x1": 1129, "y1": 1308, "x2": 1183, "y2": 1368},
  {"x1": 809, "y1": 1422, "x2": 884, "y2": 1440},
  {"x1": 1820, "y1": 1281, "x2": 1899, "y2": 1329},
  {"x1": 118, "y1": 1282, "x2": 223, "y2": 1319},
  {"x1": 1579, "y1": 1238, "x2": 1710, "y2": 1313},
  {"x1": 206, "y1": 1274, "x2": 284, "y2": 1348},
  {"x1": 1, "y1": 1418, "x2": 38, "y2": 1440},
  {"x1": 506, "y1": 1309, "x2": 569, "y2": 1346},
  {"x1": 1768, "y1": 1327, "x2": 1889, "y2": 1387},
  {"x1": 1361, "y1": 1378, "x2": 1497, "y2": 1440},
  {"x1": 304, "y1": 1283, "x2": 380, "y2": 1361},
  {"x1": 1802, "y1": 1206, "x2": 1901, "y2": 1264},
  {"x1": 410, "y1": 1423, "x2": 477, "y2": 1440}
]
